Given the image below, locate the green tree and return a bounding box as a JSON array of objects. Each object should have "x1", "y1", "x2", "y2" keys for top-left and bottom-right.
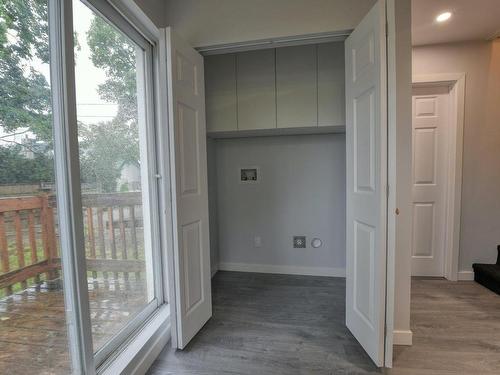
[
  {"x1": 79, "y1": 16, "x2": 140, "y2": 192},
  {"x1": 0, "y1": 1, "x2": 139, "y2": 190},
  {"x1": 0, "y1": 145, "x2": 53, "y2": 184},
  {"x1": 0, "y1": 0, "x2": 52, "y2": 142},
  {"x1": 79, "y1": 119, "x2": 139, "y2": 192},
  {"x1": 87, "y1": 16, "x2": 137, "y2": 123}
]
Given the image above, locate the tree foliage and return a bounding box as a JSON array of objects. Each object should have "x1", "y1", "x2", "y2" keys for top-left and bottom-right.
[
  {"x1": 79, "y1": 16, "x2": 140, "y2": 192},
  {"x1": 0, "y1": 0, "x2": 140, "y2": 191},
  {"x1": 79, "y1": 119, "x2": 139, "y2": 193},
  {"x1": 87, "y1": 16, "x2": 137, "y2": 123},
  {"x1": 0, "y1": 0, "x2": 52, "y2": 141},
  {"x1": 0, "y1": 145, "x2": 53, "y2": 184}
]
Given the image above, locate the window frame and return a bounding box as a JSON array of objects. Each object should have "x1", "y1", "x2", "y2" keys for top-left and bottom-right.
[
  {"x1": 49, "y1": 0, "x2": 95, "y2": 373},
  {"x1": 48, "y1": 0, "x2": 170, "y2": 373}
]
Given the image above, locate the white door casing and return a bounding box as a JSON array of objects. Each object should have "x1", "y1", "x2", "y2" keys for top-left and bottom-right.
[
  {"x1": 345, "y1": 0, "x2": 388, "y2": 367},
  {"x1": 164, "y1": 27, "x2": 212, "y2": 349},
  {"x1": 411, "y1": 86, "x2": 450, "y2": 277},
  {"x1": 412, "y1": 73, "x2": 465, "y2": 281}
]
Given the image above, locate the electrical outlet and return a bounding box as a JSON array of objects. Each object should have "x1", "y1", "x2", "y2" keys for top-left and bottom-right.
[
  {"x1": 293, "y1": 236, "x2": 306, "y2": 248},
  {"x1": 254, "y1": 236, "x2": 262, "y2": 248}
]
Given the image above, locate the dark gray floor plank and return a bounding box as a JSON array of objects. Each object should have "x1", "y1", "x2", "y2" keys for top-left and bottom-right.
[
  {"x1": 390, "y1": 278, "x2": 500, "y2": 375},
  {"x1": 148, "y1": 271, "x2": 380, "y2": 375},
  {"x1": 148, "y1": 272, "x2": 500, "y2": 375}
]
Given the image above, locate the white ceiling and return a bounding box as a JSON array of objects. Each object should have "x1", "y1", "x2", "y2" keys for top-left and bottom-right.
[{"x1": 412, "y1": 0, "x2": 500, "y2": 46}]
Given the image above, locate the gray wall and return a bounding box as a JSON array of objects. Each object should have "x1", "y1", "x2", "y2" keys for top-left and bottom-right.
[
  {"x1": 210, "y1": 134, "x2": 346, "y2": 273},
  {"x1": 207, "y1": 138, "x2": 219, "y2": 275},
  {"x1": 413, "y1": 40, "x2": 500, "y2": 272},
  {"x1": 164, "y1": 0, "x2": 376, "y2": 47},
  {"x1": 133, "y1": 0, "x2": 167, "y2": 27}
]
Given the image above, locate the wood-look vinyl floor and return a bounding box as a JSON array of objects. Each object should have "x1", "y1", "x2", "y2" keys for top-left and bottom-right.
[
  {"x1": 148, "y1": 272, "x2": 500, "y2": 375},
  {"x1": 390, "y1": 278, "x2": 500, "y2": 375},
  {"x1": 149, "y1": 271, "x2": 380, "y2": 375}
]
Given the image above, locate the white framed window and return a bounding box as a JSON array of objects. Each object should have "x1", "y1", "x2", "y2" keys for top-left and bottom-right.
[
  {"x1": 48, "y1": 0, "x2": 168, "y2": 373},
  {"x1": 0, "y1": 0, "x2": 169, "y2": 372}
]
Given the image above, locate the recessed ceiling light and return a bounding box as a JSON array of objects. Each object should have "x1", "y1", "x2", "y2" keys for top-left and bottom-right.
[{"x1": 436, "y1": 11, "x2": 452, "y2": 22}]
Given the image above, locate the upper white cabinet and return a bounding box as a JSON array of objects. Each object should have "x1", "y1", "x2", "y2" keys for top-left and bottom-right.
[
  {"x1": 276, "y1": 45, "x2": 317, "y2": 128},
  {"x1": 318, "y1": 43, "x2": 345, "y2": 127},
  {"x1": 237, "y1": 49, "x2": 276, "y2": 130},
  {"x1": 204, "y1": 42, "x2": 345, "y2": 135},
  {"x1": 205, "y1": 54, "x2": 238, "y2": 132}
]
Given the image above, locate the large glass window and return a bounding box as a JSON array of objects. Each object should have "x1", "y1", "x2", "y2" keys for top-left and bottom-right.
[
  {"x1": 0, "y1": 1, "x2": 72, "y2": 374},
  {"x1": 72, "y1": 0, "x2": 160, "y2": 364},
  {"x1": 0, "y1": 1, "x2": 164, "y2": 372}
]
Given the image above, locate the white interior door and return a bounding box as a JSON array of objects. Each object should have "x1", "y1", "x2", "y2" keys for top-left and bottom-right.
[
  {"x1": 164, "y1": 27, "x2": 212, "y2": 349},
  {"x1": 411, "y1": 85, "x2": 450, "y2": 277},
  {"x1": 345, "y1": 0, "x2": 388, "y2": 366}
]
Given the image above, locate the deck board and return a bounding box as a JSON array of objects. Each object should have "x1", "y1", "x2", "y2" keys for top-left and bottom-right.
[{"x1": 0, "y1": 278, "x2": 148, "y2": 375}]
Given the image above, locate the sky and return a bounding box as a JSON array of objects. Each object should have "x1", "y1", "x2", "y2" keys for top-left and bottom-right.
[
  {"x1": 73, "y1": 0, "x2": 118, "y2": 124},
  {"x1": 0, "y1": 0, "x2": 120, "y2": 145}
]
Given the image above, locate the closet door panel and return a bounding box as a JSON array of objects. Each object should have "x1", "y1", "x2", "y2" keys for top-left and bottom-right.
[
  {"x1": 318, "y1": 42, "x2": 345, "y2": 127},
  {"x1": 237, "y1": 49, "x2": 276, "y2": 130},
  {"x1": 205, "y1": 54, "x2": 238, "y2": 132},
  {"x1": 276, "y1": 45, "x2": 317, "y2": 128}
]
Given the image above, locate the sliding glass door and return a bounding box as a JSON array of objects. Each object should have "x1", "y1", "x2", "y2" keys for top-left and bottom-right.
[
  {"x1": 0, "y1": 1, "x2": 73, "y2": 373},
  {"x1": 1, "y1": 0, "x2": 166, "y2": 373},
  {"x1": 71, "y1": 0, "x2": 162, "y2": 365}
]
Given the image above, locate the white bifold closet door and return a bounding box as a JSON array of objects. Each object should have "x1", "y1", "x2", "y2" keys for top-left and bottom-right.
[
  {"x1": 163, "y1": 27, "x2": 212, "y2": 349},
  {"x1": 345, "y1": 0, "x2": 389, "y2": 367}
]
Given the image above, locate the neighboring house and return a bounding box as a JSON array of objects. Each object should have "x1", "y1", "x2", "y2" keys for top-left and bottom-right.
[
  {"x1": 20, "y1": 135, "x2": 50, "y2": 160},
  {"x1": 118, "y1": 161, "x2": 141, "y2": 191}
]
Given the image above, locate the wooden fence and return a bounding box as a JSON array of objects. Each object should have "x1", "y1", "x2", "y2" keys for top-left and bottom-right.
[{"x1": 0, "y1": 192, "x2": 145, "y2": 296}]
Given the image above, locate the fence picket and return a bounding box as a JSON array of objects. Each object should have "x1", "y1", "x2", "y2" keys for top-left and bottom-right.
[
  {"x1": 13, "y1": 212, "x2": 27, "y2": 289},
  {"x1": 129, "y1": 205, "x2": 140, "y2": 280},
  {"x1": 1, "y1": 193, "x2": 144, "y2": 295},
  {"x1": 41, "y1": 195, "x2": 57, "y2": 281},
  {"x1": 118, "y1": 207, "x2": 128, "y2": 282},
  {"x1": 108, "y1": 207, "x2": 118, "y2": 283},
  {"x1": 27, "y1": 210, "x2": 40, "y2": 284},
  {"x1": 97, "y1": 208, "x2": 108, "y2": 282},
  {"x1": 0, "y1": 213, "x2": 12, "y2": 295},
  {"x1": 86, "y1": 207, "x2": 97, "y2": 282}
]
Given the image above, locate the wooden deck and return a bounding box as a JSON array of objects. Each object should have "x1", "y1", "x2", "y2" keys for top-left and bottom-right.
[
  {"x1": 0, "y1": 192, "x2": 149, "y2": 374},
  {"x1": 0, "y1": 277, "x2": 148, "y2": 375}
]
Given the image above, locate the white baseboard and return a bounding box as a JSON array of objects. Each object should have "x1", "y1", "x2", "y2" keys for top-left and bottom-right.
[
  {"x1": 393, "y1": 330, "x2": 413, "y2": 346},
  {"x1": 218, "y1": 262, "x2": 346, "y2": 277},
  {"x1": 210, "y1": 263, "x2": 219, "y2": 277},
  {"x1": 458, "y1": 270, "x2": 474, "y2": 281},
  {"x1": 211, "y1": 264, "x2": 219, "y2": 278}
]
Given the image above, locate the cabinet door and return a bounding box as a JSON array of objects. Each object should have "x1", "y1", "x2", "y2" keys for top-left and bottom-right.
[
  {"x1": 204, "y1": 54, "x2": 237, "y2": 132},
  {"x1": 237, "y1": 49, "x2": 276, "y2": 130},
  {"x1": 276, "y1": 45, "x2": 317, "y2": 128},
  {"x1": 318, "y1": 42, "x2": 345, "y2": 127}
]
